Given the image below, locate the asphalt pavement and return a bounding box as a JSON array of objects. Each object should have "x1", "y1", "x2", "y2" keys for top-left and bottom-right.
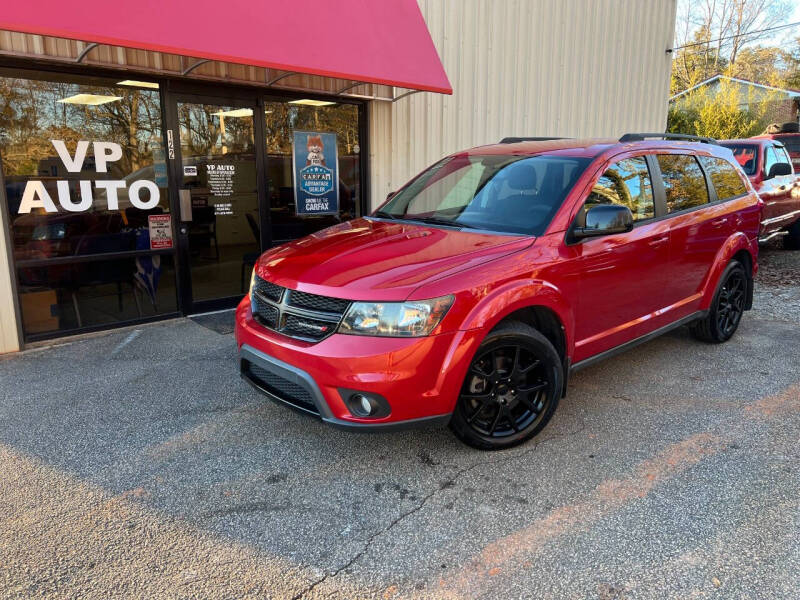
[{"x1": 1, "y1": 247, "x2": 798, "y2": 600}]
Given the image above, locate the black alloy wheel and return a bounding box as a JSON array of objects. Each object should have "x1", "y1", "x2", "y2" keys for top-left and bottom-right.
[
  {"x1": 691, "y1": 260, "x2": 748, "y2": 343},
  {"x1": 716, "y1": 267, "x2": 746, "y2": 337},
  {"x1": 450, "y1": 322, "x2": 562, "y2": 450}
]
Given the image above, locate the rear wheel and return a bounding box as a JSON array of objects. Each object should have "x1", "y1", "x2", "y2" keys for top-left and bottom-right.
[
  {"x1": 783, "y1": 219, "x2": 800, "y2": 250},
  {"x1": 690, "y1": 260, "x2": 748, "y2": 343},
  {"x1": 449, "y1": 321, "x2": 562, "y2": 450}
]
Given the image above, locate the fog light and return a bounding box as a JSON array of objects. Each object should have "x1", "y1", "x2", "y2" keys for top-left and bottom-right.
[
  {"x1": 340, "y1": 389, "x2": 390, "y2": 419},
  {"x1": 351, "y1": 393, "x2": 373, "y2": 416}
]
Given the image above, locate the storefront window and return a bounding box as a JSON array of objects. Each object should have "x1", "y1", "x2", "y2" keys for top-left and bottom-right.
[
  {"x1": 0, "y1": 71, "x2": 177, "y2": 338},
  {"x1": 263, "y1": 100, "x2": 361, "y2": 243}
]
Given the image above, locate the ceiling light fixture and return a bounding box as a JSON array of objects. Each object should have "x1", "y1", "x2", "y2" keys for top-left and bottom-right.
[
  {"x1": 213, "y1": 108, "x2": 254, "y2": 117},
  {"x1": 117, "y1": 80, "x2": 160, "y2": 89},
  {"x1": 58, "y1": 94, "x2": 122, "y2": 106},
  {"x1": 288, "y1": 99, "x2": 337, "y2": 107}
]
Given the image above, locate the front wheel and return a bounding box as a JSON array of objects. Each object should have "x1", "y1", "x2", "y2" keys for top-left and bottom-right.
[
  {"x1": 449, "y1": 321, "x2": 562, "y2": 450},
  {"x1": 690, "y1": 260, "x2": 748, "y2": 343}
]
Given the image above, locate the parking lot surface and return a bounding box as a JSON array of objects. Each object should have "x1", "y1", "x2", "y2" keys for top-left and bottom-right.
[{"x1": 1, "y1": 246, "x2": 798, "y2": 600}]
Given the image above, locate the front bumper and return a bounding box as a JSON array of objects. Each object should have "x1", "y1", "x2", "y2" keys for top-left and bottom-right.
[{"x1": 235, "y1": 297, "x2": 483, "y2": 430}]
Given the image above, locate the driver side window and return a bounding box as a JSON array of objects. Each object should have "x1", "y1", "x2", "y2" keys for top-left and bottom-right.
[
  {"x1": 584, "y1": 157, "x2": 655, "y2": 222},
  {"x1": 764, "y1": 146, "x2": 779, "y2": 178}
]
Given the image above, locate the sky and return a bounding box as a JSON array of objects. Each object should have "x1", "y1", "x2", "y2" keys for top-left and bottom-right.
[{"x1": 765, "y1": 2, "x2": 800, "y2": 47}]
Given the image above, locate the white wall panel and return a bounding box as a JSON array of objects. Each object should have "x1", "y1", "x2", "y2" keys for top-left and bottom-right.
[{"x1": 369, "y1": 0, "x2": 678, "y2": 207}]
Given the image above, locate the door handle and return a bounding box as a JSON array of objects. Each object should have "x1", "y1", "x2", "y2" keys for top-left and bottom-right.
[
  {"x1": 647, "y1": 236, "x2": 669, "y2": 248},
  {"x1": 710, "y1": 217, "x2": 728, "y2": 227},
  {"x1": 179, "y1": 189, "x2": 193, "y2": 222}
]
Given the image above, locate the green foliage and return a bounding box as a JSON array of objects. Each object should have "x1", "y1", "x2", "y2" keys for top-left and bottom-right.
[{"x1": 668, "y1": 73, "x2": 782, "y2": 139}]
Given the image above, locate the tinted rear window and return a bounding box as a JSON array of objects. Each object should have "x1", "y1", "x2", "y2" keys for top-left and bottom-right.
[
  {"x1": 656, "y1": 154, "x2": 709, "y2": 213},
  {"x1": 698, "y1": 156, "x2": 748, "y2": 201},
  {"x1": 780, "y1": 140, "x2": 800, "y2": 153}
]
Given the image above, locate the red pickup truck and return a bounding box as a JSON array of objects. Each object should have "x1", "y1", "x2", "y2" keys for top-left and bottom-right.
[{"x1": 719, "y1": 138, "x2": 800, "y2": 248}]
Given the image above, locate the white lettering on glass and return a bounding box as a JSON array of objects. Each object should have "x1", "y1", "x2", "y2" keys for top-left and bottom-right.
[
  {"x1": 18, "y1": 181, "x2": 58, "y2": 213},
  {"x1": 93, "y1": 142, "x2": 123, "y2": 173},
  {"x1": 56, "y1": 180, "x2": 93, "y2": 212},
  {"x1": 51, "y1": 140, "x2": 90, "y2": 173},
  {"x1": 95, "y1": 180, "x2": 126, "y2": 210},
  {"x1": 129, "y1": 180, "x2": 160, "y2": 210},
  {"x1": 17, "y1": 140, "x2": 161, "y2": 214}
]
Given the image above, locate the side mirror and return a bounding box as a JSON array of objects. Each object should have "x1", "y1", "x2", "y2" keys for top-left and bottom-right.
[
  {"x1": 573, "y1": 204, "x2": 634, "y2": 239},
  {"x1": 767, "y1": 162, "x2": 792, "y2": 178}
]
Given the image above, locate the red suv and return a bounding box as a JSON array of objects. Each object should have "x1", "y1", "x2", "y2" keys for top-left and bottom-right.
[{"x1": 235, "y1": 134, "x2": 760, "y2": 449}]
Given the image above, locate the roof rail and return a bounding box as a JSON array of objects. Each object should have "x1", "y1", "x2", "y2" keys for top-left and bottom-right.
[
  {"x1": 499, "y1": 136, "x2": 571, "y2": 144},
  {"x1": 619, "y1": 132, "x2": 718, "y2": 144}
]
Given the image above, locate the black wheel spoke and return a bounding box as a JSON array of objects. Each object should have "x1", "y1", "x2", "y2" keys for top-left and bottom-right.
[
  {"x1": 488, "y1": 407, "x2": 503, "y2": 435},
  {"x1": 470, "y1": 364, "x2": 492, "y2": 378},
  {"x1": 517, "y1": 394, "x2": 539, "y2": 414},
  {"x1": 518, "y1": 381, "x2": 547, "y2": 394},
  {"x1": 462, "y1": 391, "x2": 492, "y2": 400},
  {"x1": 467, "y1": 399, "x2": 491, "y2": 424},
  {"x1": 520, "y1": 359, "x2": 540, "y2": 374},
  {"x1": 510, "y1": 345, "x2": 522, "y2": 378},
  {"x1": 503, "y1": 405, "x2": 519, "y2": 432}
]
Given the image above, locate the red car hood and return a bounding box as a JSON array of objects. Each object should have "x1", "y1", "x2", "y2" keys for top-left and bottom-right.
[{"x1": 254, "y1": 218, "x2": 533, "y2": 301}]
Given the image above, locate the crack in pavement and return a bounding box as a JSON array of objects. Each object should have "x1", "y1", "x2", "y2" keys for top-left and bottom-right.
[{"x1": 291, "y1": 417, "x2": 587, "y2": 600}]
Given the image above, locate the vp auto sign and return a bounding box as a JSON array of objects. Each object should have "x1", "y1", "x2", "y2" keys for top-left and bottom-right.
[
  {"x1": 17, "y1": 140, "x2": 160, "y2": 214},
  {"x1": 292, "y1": 131, "x2": 338, "y2": 215}
]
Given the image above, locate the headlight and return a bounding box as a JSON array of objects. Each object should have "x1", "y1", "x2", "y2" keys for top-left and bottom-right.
[
  {"x1": 248, "y1": 269, "x2": 257, "y2": 299},
  {"x1": 339, "y1": 295, "x2": 454, "y2": 337}
]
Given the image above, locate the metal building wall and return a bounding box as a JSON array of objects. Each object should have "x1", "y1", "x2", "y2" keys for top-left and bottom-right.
[{"x1": 369, "y1": 0, "x2": 678, "y2": 206}]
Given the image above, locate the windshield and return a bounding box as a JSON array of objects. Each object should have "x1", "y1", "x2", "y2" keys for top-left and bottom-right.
[
  {"x1": 720, "y1": 143, "x2": 758, "y2": 175},
  {"x1": 376, "y1": 154, "x2": 591, "y2": 235}
]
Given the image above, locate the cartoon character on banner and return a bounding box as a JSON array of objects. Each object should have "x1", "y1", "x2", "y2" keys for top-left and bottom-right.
[{"x1": 305, "y1": 135, "x2": 326, "y2": 167}]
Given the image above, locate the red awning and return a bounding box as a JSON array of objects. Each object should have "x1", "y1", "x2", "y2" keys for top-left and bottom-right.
[{"x1": 0, "y1": 0, "x2": 452, "y2": 94}]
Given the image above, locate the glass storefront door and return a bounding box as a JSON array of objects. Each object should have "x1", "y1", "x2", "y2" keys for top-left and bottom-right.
[
  {"x1": 263, "y1": 100, "x2": 362, "y2": 243},
  {"x1": 172, "y1": 98, "x2": 262, "y2": 310}
]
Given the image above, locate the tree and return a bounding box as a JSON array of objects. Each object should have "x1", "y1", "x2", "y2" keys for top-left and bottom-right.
[
  {"x1": 671, "y1": 0, "x2": 793, "y2": 94},
  {"x1": 668, "y1": 72, "x2": 781, "y2": 138}
]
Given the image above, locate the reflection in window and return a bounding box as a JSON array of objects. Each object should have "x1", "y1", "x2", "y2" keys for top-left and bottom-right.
[
  {"x1": 656, "y1": 154, "x2": 709, "y2": 213},
  {"x1": 697, "y1": 156, "x2": 747, "y2": 201},
  {"x1": 263, "y1": 101, "x2": 360, "y2": 243},
  {"x1": 723, "y1": 144, "x2": 758, "y2": 175},
  {"x1": 0, "y1": 71, "x2": 176, "y2": 338},
  {"x1": 586, "y1": 157, "x2": 654, "y2": 221}
]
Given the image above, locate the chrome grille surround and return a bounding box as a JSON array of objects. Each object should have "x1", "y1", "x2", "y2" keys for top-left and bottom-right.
[{"x1": 250, "y1": 275, "x2": 350, "y2": 342}]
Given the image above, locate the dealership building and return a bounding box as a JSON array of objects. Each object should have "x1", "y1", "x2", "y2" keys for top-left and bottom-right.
[{"x1": 0, "y1": 0, "x2": 676, "y2": 353}]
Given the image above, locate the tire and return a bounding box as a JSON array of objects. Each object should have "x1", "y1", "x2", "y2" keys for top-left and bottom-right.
[
  {"x1": 690, "y1": 260, "x2": 748, "y2": 343},
  {"x1": 783, "y1": 219, "x2": 800, "y2": 250},
  {"x1": 449, "y1": 321, "x2": 562, "y2": 450}
]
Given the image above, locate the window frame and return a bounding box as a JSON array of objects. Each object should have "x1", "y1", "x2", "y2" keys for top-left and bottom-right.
[
  {"x1": 696, "y1": 155, "x2": 750, "y2": 204},
  {"x1": 579, "y1": 154, "x2": 658, "y2": 227}
]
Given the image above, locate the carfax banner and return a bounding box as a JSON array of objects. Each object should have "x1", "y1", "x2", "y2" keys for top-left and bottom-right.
[{"x1": 292, "y1": 130, "x2": 339, "y2": 215}]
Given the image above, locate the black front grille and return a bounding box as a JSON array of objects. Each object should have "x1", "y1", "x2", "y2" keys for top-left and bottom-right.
[
  {"x1": 254, "y1": 277, "x2": 283, "y2": 302},
  {"x1": 282, "y1": 313, "x2": 337, "y2": 338},
  {"x1": 254, "y1": 303, "x2": 279, "y2": 329},
  {"x1": 244, "y1": 361, "x2": 319, "y2": 414},
  {"x1": 250, "y1": 275, "x2": 351, "y2": 342},
  {"x1": 288, "y1": 289, "x2": 350, "y2": 314}
]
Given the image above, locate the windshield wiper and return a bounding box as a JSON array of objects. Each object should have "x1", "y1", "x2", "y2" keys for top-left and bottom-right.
[
  {"x1": 405, "y1": 216, "x2": 478, "y2": 229},
  {"x1": 372, "y1": 211, "x2": 398, "y2": 220}
]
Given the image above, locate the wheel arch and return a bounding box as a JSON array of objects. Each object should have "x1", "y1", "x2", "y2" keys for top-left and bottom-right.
[
  {"x1": 700, "y1": 233, "x2": 757, "y2": 311},
  {"x1": 459, "y1": 280, "x2": 575, "y2": 366}
]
